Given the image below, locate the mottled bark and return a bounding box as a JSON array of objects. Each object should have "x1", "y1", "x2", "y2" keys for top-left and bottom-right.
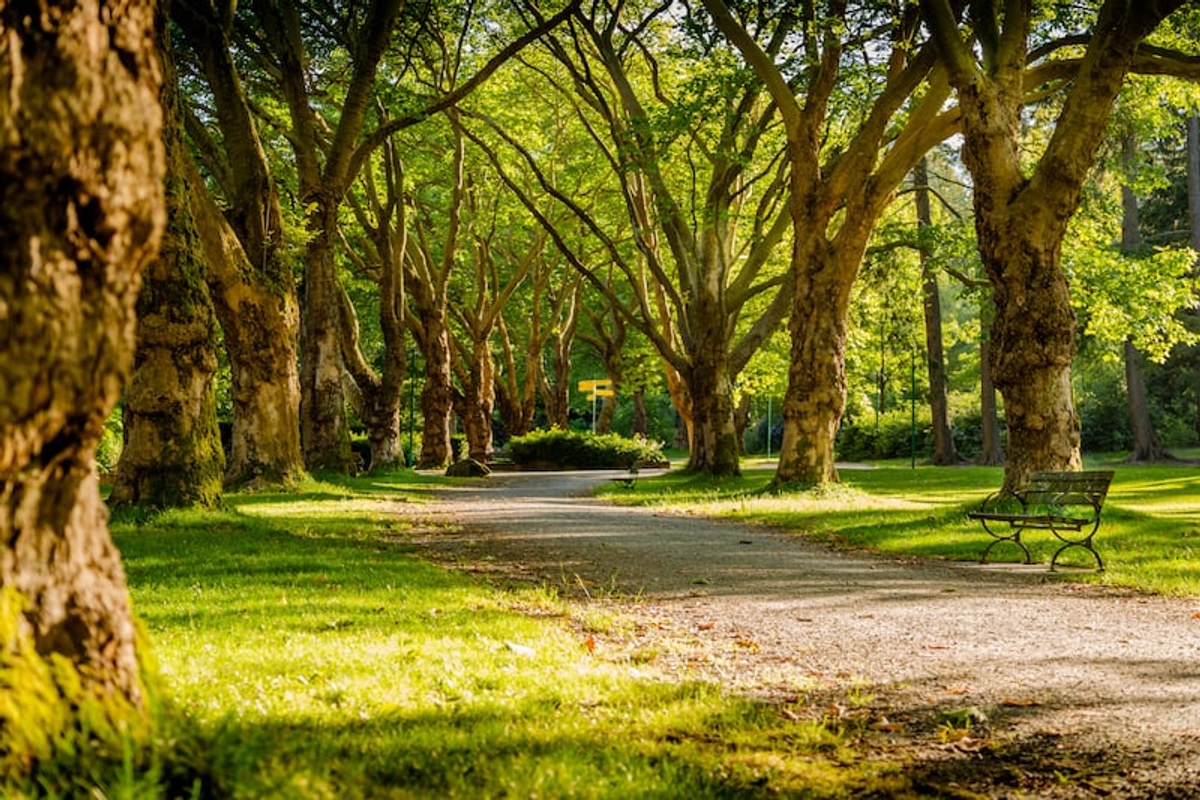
[
  {"x1": 776, "y1": 245, "x2": 854, "y2": 485},
  {"x1": 704, "y1": 0, "x2": 949, "y2": 486},
  {"x1": 298, "y1": 213, "x2": 355, "y2": 472},
  {"x1": 0, "y1": 0, "x2": 164, "y2": 704},
  {"x1": 174, "y1": 0, "x2": 304, "y2": 487},
  {"x1": 112, "y1": 12, "x2": 223, "y2": 509},
  {"x1": 458, "y1": 341, "x2": 496, "y2": 462},
  {"x1": 186, "y1": 162, "x2": 304, "y2": 486},
  {"x1": 922, "y1": 0, "x2": 1182, "y2": 488},
  {"x1": 418, "y1": 321, "x2": 454, "y2": 468}
]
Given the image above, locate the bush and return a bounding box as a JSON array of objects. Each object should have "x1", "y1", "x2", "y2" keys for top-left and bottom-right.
[
  {"x1": 836, "y1": 408, "x2": 933, "y2": 462},
  {"x1": 506, "y1": 429, "x2": 664, "y2": 470}
]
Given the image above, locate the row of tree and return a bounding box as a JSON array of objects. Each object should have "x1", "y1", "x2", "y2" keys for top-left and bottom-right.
[{"x1": 4, "y1": 0, "x2": 1200, "y2": 709}]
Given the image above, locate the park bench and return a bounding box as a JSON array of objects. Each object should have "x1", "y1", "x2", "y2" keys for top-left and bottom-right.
[{"x1": 968, "y1": 470, "x2": 1114, "y2": 571}]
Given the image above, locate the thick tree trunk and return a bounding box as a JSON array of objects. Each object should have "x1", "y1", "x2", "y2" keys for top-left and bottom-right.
[
  {"x1": 775, "y1": 258, "x2": 851, "y2": 485},
  {"x1": 914, "y1": 158, "x2": 959, "y2": 465},
  {"x1": 417, "y1": 315, "x2": 454, "y2": 469},
  {"x1": 174, "y1": 0, "x2": 305, "y2": 488},
  {"x1": 923, "y1": 0, "x2": 1180, "y2": 488},
  {"x1": 460, "y1": 342, "x2": 496, "y2": 462},
  {"x1": 0, "y1": 0, "x2": 164, "y2": 705},
  {"x1": 188, "y1": 167, "x2": 304, "y2": 486},
  {"x1": 112, "y1": 21, "x2": 223, "y2": 509},
  {"x1": 299, "y1": 212, "x2": 355, "y2": 472},
  {"x1": 981, "y1": 221, "x2": 1081, "y2": 487}
]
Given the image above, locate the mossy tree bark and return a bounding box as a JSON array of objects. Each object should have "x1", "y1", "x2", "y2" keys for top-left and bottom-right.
[
  {"x1": 0, "y1": 0, "x2": 164, "y2": 704},
  {"x1": 921, "y1": 0, "x2": 1184, "y2": 489},
  {"x1": 111, "y1": 7, "x2": 223, "y2": 509},
  {"x1": 173, "y1": 0, "x2": 304, "y2": 487}
]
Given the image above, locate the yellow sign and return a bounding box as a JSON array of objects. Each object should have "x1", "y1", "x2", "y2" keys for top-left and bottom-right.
[
  {"x1": 578, "y1": 379, "x2": 612, "y2": 391},
  {"x1": 592, "y1": 388, "x2": 615, "y2": 397}
]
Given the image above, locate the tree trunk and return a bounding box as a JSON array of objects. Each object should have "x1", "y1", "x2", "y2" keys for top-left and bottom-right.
[
  {"x1": 1188, "y1": 115, "x2": 1200, "y2": 441},
  {"x1": 0, "y1": 0, "x2": 164, "y2": 705},
  {"x1": 174, "y1": 0, "x2": 305, "y2": 488},
  {"x1": 978, "y1": 305, "x2": 1005, "y2": 466},
  {"x1": 459, "y1": 341, "x2": 496, "y2": 462},
  {"x1": 417, "y1": 312, "x2": 454, "y2": 469},
  {"x1": 112, "y1": 19, "x2": 223, "y2": 510},
  {"x1": 775, "y1": 247, "x2": 852, "y2": 485},
  {"x1": 632, "y1": 387, "x2": 648, "y2": 437},
  {"x1": 914, "y1": 158, "x2": 959, "y2": 465},
  {"x1": 923, "y1": 0, "x2": 1181, "y2": 488},
  {"x1": 298, "y1": 215, "x2": 355, "y2": 474},
  {"x1": 1118, "y1": 137, "x2": 1167, "y2": 462},
  {"x1": 685, "y1": 333, "x2": 740, "y2": 476}
]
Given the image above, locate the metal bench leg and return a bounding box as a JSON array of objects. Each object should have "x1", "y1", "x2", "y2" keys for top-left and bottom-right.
[{"x1": 974, "y1": 522, "x2": 1032, "y2": 566}]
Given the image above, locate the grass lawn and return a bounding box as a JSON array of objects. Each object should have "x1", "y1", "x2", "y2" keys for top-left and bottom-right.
[
  {"x1": 596, "y1": 457, "x2": 1200, "y2": 597},
  {"x1": 4, "y1": 470, "x2": 914, "y2": 799},
  {"x1": 9, "y1": 459, "x2": 1197, "y2": 797}
]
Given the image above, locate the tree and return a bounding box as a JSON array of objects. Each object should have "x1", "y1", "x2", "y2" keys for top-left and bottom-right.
[
  {"x1": 111, "y1": 8, "x2": 224, "y2": 509},
  {"x1": 0, "y1": 0, "x2": 164, "y2": 705},
  {"x1": 173, "y1": 0, "x2": 305, "y2": 487},
  {"x1": 914, "y1": 157, "x2": 961, "y2": 465},
  {"x1": 921, "y1": 0, "x2": 1193, "y2": 488},
  {"x1": 704, "y1": 0, "x2": 957, "y2": 485},
  {"x1": 491, "y1": 3, "x2": 795, "y2": 476}
]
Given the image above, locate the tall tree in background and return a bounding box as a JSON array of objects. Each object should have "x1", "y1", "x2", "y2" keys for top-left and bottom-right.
[
  {"x1": 0, "y1": 0, "x2": 164, "y2": 705},
  {"x1": 704, "y1": 0, "x2": 957, "y2": 485},
  {"x1": 914, "y1": 157, "x2": 960, "y2": 465},
  {"x1": 921, "y1": 0, "x2": 1190, "y2": 488},
  {"x1": 112, "y1": 4, "x2": 224, "y2": 509}
]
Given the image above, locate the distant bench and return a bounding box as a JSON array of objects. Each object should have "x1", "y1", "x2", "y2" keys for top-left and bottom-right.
[{"x1": 968, "y1": 470, "x2": 1114, "y2": 571}]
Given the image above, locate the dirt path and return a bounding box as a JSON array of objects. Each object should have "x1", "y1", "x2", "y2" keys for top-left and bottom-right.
[{"x1": 421, "y1": 470, "x2": 1200, "y2": 797}]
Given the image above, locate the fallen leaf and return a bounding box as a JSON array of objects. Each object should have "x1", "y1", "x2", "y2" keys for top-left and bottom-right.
[
  {"x1": 1000, "y1": 697, "x2": 1041, "y2": 707},
  {"x1": 697, "y1": 622, "x2": 715, "y2": 631},
  {"x1": 925, "y1": 644, "x2": 950, "y2": 650},
  {"x1": 584, "y1": 634, "x2": 595, "y2": 654}
]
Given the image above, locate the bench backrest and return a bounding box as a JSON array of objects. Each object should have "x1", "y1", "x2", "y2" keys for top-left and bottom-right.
[{"x1": 1022, "y1": 470, "x2": 1114, "y2": 508}]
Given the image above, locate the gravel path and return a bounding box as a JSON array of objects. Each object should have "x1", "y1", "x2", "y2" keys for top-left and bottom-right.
[{"x1": 421, "y1": 470, "x2": 1200, "y2": 797}]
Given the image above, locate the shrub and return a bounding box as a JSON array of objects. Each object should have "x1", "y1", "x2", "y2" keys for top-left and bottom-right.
[
  {"x1": 506, "y1": 429, "x2": 664, "y2": 470},
  {"x1": 837, "y1": 408, "x2": 933, "y2": 462}
]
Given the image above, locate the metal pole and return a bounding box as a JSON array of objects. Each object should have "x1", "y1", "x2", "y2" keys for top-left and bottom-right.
[
  {"x1": 766, "y1": 396, "x2": 771, "y2": 460},
  {"x1": 407, "y1": 344, "x2": 416, "y2": 468}
]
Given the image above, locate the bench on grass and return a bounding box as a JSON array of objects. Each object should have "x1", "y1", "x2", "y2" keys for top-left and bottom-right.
[{"x1": 968, "y1": 470, "x2": 1114, "y2": 571}]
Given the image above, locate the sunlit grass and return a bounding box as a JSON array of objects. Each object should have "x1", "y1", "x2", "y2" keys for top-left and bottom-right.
[
  {"x1": 52, "y1": 469, "x2": 909, "y2": 798},
  {"x1": 597, "y1": 461, "x2": 1200, "y2": 596}
]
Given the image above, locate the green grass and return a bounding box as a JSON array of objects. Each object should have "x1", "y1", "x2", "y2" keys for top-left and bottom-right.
[
  {"x1": 4, "y1": 470, "x2": 911, "y2": 798},
  {"x1": 597, "y1": 459, "x2": 1200, "y2": 596}
]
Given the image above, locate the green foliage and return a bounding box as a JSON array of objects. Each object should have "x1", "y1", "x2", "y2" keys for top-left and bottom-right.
[
  {"x1": 837, "y1": 407, "x2": 932, "y2": 462},
  {"x1": 507, "y1": 429, "x2": 664, "y2": 470}
]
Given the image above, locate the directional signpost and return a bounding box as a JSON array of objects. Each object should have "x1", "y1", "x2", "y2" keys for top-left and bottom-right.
[{"x1": 578, "y1": 379, "x2": 613, "y2": 432}]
